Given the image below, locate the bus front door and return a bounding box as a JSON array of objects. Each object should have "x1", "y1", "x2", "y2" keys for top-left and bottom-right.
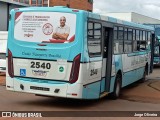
[{"x1": 102, "y1": 27, "x2": 113, "y2": 93}]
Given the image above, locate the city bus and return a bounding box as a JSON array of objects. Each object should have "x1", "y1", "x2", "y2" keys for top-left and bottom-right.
[
  {"x1": 6, "y1": 6, "x2": 154, "y2": 99},
  {"x1": 144, "y1": 24, "x2": 160, "y2": 65},
  {"x1": 154, "y1": 35, "x2": 160, "y2": 65}
]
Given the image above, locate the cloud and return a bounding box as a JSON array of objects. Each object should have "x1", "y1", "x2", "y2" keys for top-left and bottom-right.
[{"x1": 93, "y1": 0, "x2": 160, "y2": 19}]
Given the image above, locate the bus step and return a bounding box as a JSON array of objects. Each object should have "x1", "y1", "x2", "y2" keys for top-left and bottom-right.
[{"x1": 100, "y1": 92, "x2": 108, "y2": 98}]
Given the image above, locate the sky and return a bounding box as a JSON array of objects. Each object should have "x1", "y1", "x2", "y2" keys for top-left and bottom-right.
[{"x1": 93, "y1": 0, "x2": 160, "y2": 19}]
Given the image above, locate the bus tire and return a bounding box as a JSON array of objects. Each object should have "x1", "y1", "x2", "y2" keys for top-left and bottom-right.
[{"x1": 110, "y1": 74, "x2": 122, "y2": 100}]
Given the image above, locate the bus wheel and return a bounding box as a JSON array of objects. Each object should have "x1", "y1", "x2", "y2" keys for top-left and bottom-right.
[{"x1": 110, "y1": 74, "x2": 122, "y2": 100}]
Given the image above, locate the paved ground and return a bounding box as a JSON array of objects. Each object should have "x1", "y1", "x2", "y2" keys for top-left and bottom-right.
[
  {"x1": 0, "y1": 68, "x2": 160, "y2": 120},
  {"x1": 120, "y1": 66, "x2": 160, "y2": 104},
  {"x1": 120, "y1": 79, "x2": 160, "y2": 104},
  {"x1": 1, "y1": 68, "x2": 160, "y2": 104},
  {"x1": 0, "y1": 72, "x2": 5, "y2": 85}
]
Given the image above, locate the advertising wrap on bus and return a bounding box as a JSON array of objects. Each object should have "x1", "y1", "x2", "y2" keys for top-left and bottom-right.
[{"x1": 14, "y1": 12, "x2": 76, "y2": 43}]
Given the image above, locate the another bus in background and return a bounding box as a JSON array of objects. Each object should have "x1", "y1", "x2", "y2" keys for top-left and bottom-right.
[{"x1": 144, "y1": 24, "x2": 160, "y2": 65}]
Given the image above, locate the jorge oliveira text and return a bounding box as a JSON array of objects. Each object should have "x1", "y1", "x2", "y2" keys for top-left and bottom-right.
[{"x1": 134, "y1": 112, "x2": 158, "y2": 117}]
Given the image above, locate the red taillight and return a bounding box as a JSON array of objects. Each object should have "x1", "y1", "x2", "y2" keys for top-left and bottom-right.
[
  {"x1": 69, "y1": 54, "x2": 81, "y2": 84},
  {"x1": 8, "y1": 49, "x2": 14, "y2": 78}
]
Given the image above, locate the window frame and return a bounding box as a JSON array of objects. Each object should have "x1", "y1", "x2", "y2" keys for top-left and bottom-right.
[
  {"x1": 113, "y1": 26, "x2": 152, "y2": 54},
  {"x1": 124, "y1": 28, "x2": 133, "y2": 53},
  {"x1": 114, "y1": 26, "x2": 124, "y2": 54},
  {"x1": 87, "y1": 20, "x2": 102, "y2": 57}
]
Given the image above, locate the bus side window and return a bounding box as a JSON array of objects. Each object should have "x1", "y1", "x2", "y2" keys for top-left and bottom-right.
[
  {"x1": 87, "y1": 21, "x2": 102, "y2": 57},
  {"x1": 140, "y1": 31, "x2": 146, "y2": 50},
  {"x1": 94, "y1": 23, "x2": 101, "y2": 39},
  {"x1": 88, "y1": 22, "x2": 94, "y2": 38},
  {"x1": 147, "y1": 32, "x2": 151, "y2": 50},
  {"x1": 133, "y1": 29, "x2": 137, "y2": 51},
  {"x1": 114, "y1": 26, "x2": 123, "y2": 54},
  {"x1": 137, "y1": 30, "x2": 140, "y2": 51},
  {"x1": 124, "y1": 28, "x2": 132, "y2": 53}
]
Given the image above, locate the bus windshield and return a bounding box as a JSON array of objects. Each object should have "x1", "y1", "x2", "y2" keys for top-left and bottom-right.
[{"x1": 14, "y1": 12, "x2": 76, "y2": 43}]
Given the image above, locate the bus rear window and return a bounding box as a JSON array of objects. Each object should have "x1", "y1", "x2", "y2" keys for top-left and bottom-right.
[{"x1": 14, "y1": 12, "x2": 76, "y2": 43}]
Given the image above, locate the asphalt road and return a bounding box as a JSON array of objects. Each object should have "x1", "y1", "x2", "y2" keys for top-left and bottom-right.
[
  {"x1": 0, "y1": 67, "x2": 160, "y2": 119},
  {"x1": 0, "y1": 84, "x2": 159, "y2": 111}
]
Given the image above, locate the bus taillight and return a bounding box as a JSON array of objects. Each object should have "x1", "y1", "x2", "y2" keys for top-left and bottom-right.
[
  {"x1": 8, "y1": 49, "x2": 14, "y2": 78},
  {"x1": 69, "y1": 54, "x2": 81, "y2": 84}
]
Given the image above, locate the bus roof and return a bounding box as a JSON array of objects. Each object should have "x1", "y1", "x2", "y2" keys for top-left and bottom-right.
[
  {"x1": 11, "y1": 6, "x2": 84, "y2": 14},
  {"x1": 12, "y1": 6, "x2": 154, "y2": 31},
  {"x1": 88, "y1": 12, "x2": 154, "y2": 31}
]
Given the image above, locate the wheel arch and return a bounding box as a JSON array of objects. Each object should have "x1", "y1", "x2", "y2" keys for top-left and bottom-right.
[
  {"x1": 110, "y1": 69, "x2": 123, "y2": 99},
  {"x1": 114, "y1": 69, "x2": 122, "y2": 88}
]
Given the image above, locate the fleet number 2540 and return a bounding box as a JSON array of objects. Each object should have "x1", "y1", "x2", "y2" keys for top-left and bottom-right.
[{"x1": 31, "y1": 61, "x2": 51, "y2": 69}]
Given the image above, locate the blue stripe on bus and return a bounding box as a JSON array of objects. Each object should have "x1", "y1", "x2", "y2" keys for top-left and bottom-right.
[
  {"x1": 108, "y1": 17, "x2": 117, "y2": 23},
  {"x1": 82, "y1": 76, "x2": 116, "y2": 98},
  {"x1": 82, "y1": 81, "x2": 101, "y2": 99},
  {"x1": 127, "y1": 51, "x2": 147, "y2": 57},
  {"x1": 100, "y1": 67, "x2": 145, "y2": 94},
  {"x1": 88, "y1": 13, "x2": 100, "y2": 19},
  {"x1": 7, "y1": 40, "x2": 83, "y2": 61},
  {"x1": 122, "y1": 67, "x2": 144, "y2": 87}
]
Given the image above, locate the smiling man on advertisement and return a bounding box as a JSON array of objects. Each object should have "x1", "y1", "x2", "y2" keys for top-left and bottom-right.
[{"x1": 52, "y1": 16, "x2": 70, "y2": 40}]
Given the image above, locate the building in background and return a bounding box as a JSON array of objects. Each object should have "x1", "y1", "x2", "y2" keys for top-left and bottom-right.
[
  {"x1": 0, "y1": 0, "x2": 28, "y2": 70},
  {"x1": 0, "y1": 0, "x2": 29, "y2": 31},
  {"x1": 102, "y1": 12, "x2": 160, "y2": 38},
  {"x1": 12, "y1": 0, "x2": 93, "y2": 11},
  {"x1": 12, "y1": 0, "x2": 48, "y2": 6},
  {"x1": 103, "y1": 12, "x2": 160, "y2": 24}
]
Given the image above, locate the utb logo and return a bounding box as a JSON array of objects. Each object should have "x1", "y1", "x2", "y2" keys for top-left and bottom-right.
[{"x1": 59, "y1": 66, "x2": 64, "y2": 72}]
